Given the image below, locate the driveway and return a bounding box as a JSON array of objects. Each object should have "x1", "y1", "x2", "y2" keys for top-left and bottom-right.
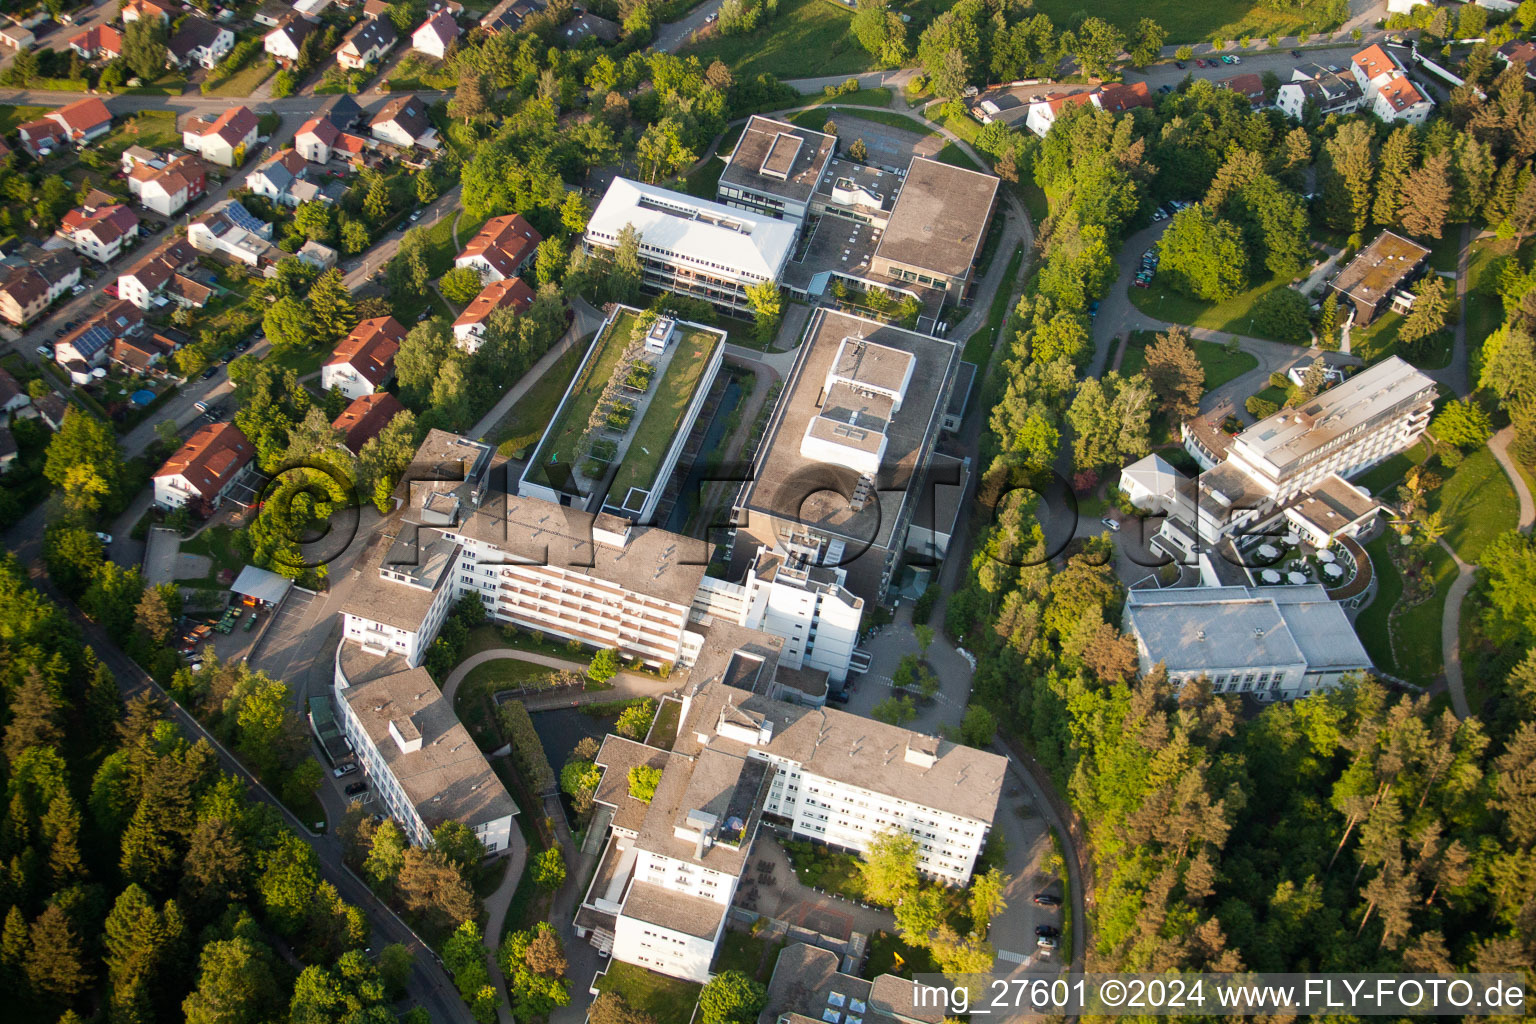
[{"x1": 248, "y1": 586, "x2": 319, "y2": 680}]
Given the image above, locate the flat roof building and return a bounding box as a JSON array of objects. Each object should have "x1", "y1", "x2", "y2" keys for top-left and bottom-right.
[
  {"x1": 1329, "y1": 230, "x2": 1432, "y2": 326},
  {"x1": 1124, "y1": 584, "x2": 1371, "y2": 700},
  {"x1": 733, "y1": 308, "x2": 959, "y2": 604},
  {"x1": 870, "y1": 157, "x2": 999, "y2": 303},
  {"x1": 716, "y1": 115, "x2": 836, "y2": 228},
  {"x1": 584, "y1": 177, "x2": 797, "y2": 314}
]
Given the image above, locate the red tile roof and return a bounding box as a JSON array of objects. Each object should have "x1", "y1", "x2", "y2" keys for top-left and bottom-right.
[
  {"x1": 1377, "y1": 75, "x2": 1425, "y2": 112},
  {"x1": 1096, "y1": 81, "x2": 1153, "y2": 113},
  {"x1": 1352, "y1": 44, "x2": 1396, "y2": 82},
  {"x1": 456, "y1": 214, "x2": 542, "y2": 278},
  {"x1": 453, "y1": 277, "x2": 536, "y2": 328},
  {"x1": 62, "y1": 203, "x2": 139, "y2": 244},
  {"x1": 49, "y1": 98, "x2": 112, "y2": 138},
  {"x1": 154, "y1": 421, "x2": 254, "y2": 496},
  {"x1": 70, "y1": 24, "x2": 123, "y2": 54},
  {"x1": 188, "y1": 105, "x2": 258, "y2": 148},
  {"x1": 332, "y1": 392, "x2": 405, "y2": 452},
  {"x1": 298, "y1": 114, "x2": 340, "y2": 147},
  {"x1": 327, "y1": 316, "x2": 406, "y2": 386}
]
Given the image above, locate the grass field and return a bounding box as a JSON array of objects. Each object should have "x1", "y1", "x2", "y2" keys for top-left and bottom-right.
[
  {"x1": 791, "y1": 106, "x2": 933, "y2": 137},
  {"x1": 804, "y1": 87, "x2": 892, "y2": 108},
  {"x1": 934, "y1": 142, "x2": 983, "y2": 171},
  {"x1": 1119, "y1": 330, "x2": 1259, "y2": 392},
  {"x1": 491, "y1": 341, "x2": 586, "y2": 456},
  {"x1": 715, "y1": 930, "x2": 778, "y2": 983},
  {"x1": 1352, "y1": 439, "x2": 1430, "y2": 498},
  {"x1": 527, "y1": 310, "x2": 641, "y2": 491},
  {"x1": 1430, "y1": 447, "x2": 1518, "y2": 563},
  {"x1": 1357, "y1": 533, "x2": 1456, "y2": 687},
  {"x1": 1126, "y1": 276, "x2": 1309, "y2": 346},
  {"x1": 593, "y1": 962, "x2": 700, "y2": 1023},
  {"x1": 92, "y1": 111, "x2": 182, "y2": 162},
  {"x1": 1463, "y1": 240, "x2": 1507, "y2": 373},
  {"x1": 680, "y1": 0, "x2": 873, "y2": 79},
  {"x1": 1030, "y1": 0, "x2": 1343, "y2": 42},
  {"x1": 0, "y1": 104, "x2": 52, "y2": 135},
  {"x1": 206, "y1": 51, "x2": 276, "y2": 97}
]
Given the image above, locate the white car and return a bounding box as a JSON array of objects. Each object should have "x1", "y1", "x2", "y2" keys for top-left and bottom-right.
[
  {"x1": 1100, "y1": 517, "x2": 1120, "y2": 533},
  {"x1": 94, "y1": 532, "x2": 113, "y2": 545},
  {"x1": 333, "y1": 763, "x2": 358, "y2": 778}
]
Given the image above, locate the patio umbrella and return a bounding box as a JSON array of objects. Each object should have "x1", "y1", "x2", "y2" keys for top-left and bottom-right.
[
  {"x1": 1257, "y1": 543, "x2": 1279, "y2": 560},
  {"x1": 1287, "y1": 571, "x2": 1307, "y2": 585},
  {"x1": 1316, "y1": 550, "x2": 1336, "y2": 563},
  {"x1": 1323, "y1": 563, "x2": 1345, "y2": 579},
  {"x1": 1283, "y1": 533, "x2": 1301, "y2": 546},
  {"x1": 1261, "y1": 569, "x2": 1281, "y2": 584}
]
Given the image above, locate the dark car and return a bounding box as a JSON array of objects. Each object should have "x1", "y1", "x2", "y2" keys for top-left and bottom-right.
[
  {"x1": 1036, "y1": 925, "x2": 1061, "y2": 938},
  {"x1": 199, "y1": 366, "x2": 218, "y2": 381},
  {"x1": 1174, "y1": 60, "x2": 1186, "y2": 69},
  {"x1": 1291, "y1": 49, "x2": 1303, "y2": 57},
  {"x1": 829, "y1": 690, "x2": 851, "y2": 705},
  {"x1": 344, "y1": 781, "x2": 369, "y2": 796},
  {"x1": 1033, "y1": 892, "x2": 1062, "y2": 907},
  {"x1": 234, "y1": 337, "x2": 252, "y2": 352}
]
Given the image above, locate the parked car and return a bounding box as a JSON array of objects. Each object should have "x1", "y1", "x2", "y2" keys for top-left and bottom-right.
[
  {"x1": 344, "y1": 781, "x2": 368, "y2": 796},
  {"x1": 199, "y1": 366, "x2": 218, "y2": 381},
  {"x1": 409, "y1": 210, "x2": 423, "y2": 222},
  {"x1": 1036, "y1": 925, "x2": 1061, "y2": 938},
  {"x1": 94, "y1": 532, "x2": 112, "y2": 544},
  {"x1": 1033, "y1": 892, "x2": 1062, "y2": 907},
  {"x1": 1291, "y1": 49, "x2": 1303, "y2": 57},
  {"x1": 1134, "y1": 277, "x2": 1152, "y2": 288},
  {"x1": 1229, "y1": 55, "x2": 1242, "y2": 64},
  {"x1": 1088, "y1": 301, "x2": 1100, "y2": 317},
  {"x1": 1101, "y1": 517, "x2": 1120, "y2": 533},
  {"x1": 1158, "y1": 84, "x2": 1172, "y2": 93},
  {"x1": 35, "y1": 344, "x2": 52, "y2": 358},
  {"x1": 103, "y1": 283, "x2": 119, "y2": 298},
  {"x1": 829, "y1": 690, "x2": 851, "y2": 705},
  {"x1": 333, "y1": 763, "x2": 358, "y2": 778},
  {"x1": 1174, "y1": 60, "x2": 1186, "y2": 69},
  {"x1": 234, "y1": 337, "x2": 252, "y2": 352},
  {"x1": 1037, "y1": 935, "x2": 1060, "y2": 950}
]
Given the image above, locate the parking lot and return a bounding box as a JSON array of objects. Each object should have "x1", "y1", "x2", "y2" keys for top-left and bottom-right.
[
  {"x1": 249, "y1": 587, "x2": 321, "y2": 681},
  {"x1": 823, "y1": 113, "x2": 943, "y2": 174}
]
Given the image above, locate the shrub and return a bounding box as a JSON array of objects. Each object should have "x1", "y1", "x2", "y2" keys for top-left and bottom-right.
[
  {"x1": 628, "y1": 765, "x2": 661, "y2": 803},
  {"x1": 912, "y1": 584, "x2": 940, "y2": 625},
  {"x1": 498, "y1": 701, "x2": 555, "y2": 792},
  {"x1": 1249, "y1": 287, "x2": 1312, "y2": 343},
  {"x1": 1245, "y1": 396, "x2": 1280, "y2": 419}
]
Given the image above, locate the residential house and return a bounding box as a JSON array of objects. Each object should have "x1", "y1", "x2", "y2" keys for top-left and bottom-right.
[
  {"x1": 293, "y1": 0, "x2": 332, "y2": 18},
  {"x1": 119, "y1": 0, "x2": 170, "y2": 25},
  {"x1": 110, "y1": 332, "x2": 179, "y2": 375},
  {"x1": 1023, "y1": 89, "x2": 1096, "y2": 137},
  {"x1": 59, "y1": 202, "x2": 140, "y2": 263},
  {"x1": 1219, "y1": 72, "x2": 1267, "y2": 106},
  {"x1": 0, "y1": 426, "x2": 15, "y2": 473},
  {"x1": 0, "y1": 367, "x2": 29, "y2": 423},
  {"x1": 0, "y1": 25, "x2": 34, "y2": 51},
  {"x1": 1497, "y1": 40, "x2": 1536, "y2": 81},
  {"x1": 1095, "y1": 80, "x2": 1154, "y2": 113},
  {"x1": 320, "y1": 93, "x2": 365, "y2": 130},
  {"x1": 297, "y1": 240, "x2": 338, "y2": 270},
  {"x1": 253, "y1": 0, "x2": 291, "y2": 27},
  {"x1": 336, "y1": 16, "x2": 395, "y2": 69},
  {"x1": 1276, "y1": 63, "x2": 1363, "y2": 120},
  {"x1": 294, "y1": 114, "x2": 342, "y2": 163},
  {"x1": 117, "y1": 238, "x2": 201, "y2": 310},
  {"x1": 33, "y1": 393, "x2": 67, "y2": 431},
  {"x1": 168, "y1": 16, "x2": 234, "y2": 69},
  {"x1": 368, "y1": 94, "x2": 436, "y2": 150},
  {"x1": 454, "y1": 213, "x2": 541, "y2": 282},
  {"x1": 332, "y1": 391, "x2": 405, "y2": 452},
  {"x1": 16, "y1": 118, "x2": 67, "y2": 159},
  {"x1": 120, "y1": 145, "x2": 162, "y2": 176},
  {"x1": 263, "y1": 13, "x2": 316, "y2": 66},
  {"x1": 483, "y1": 0, "x2": 543, "y2": 35},
  {"x1": 1328, "y1": 230, "x2": 1431, "y2": 326},
  {"x1": 128, "y1": 154, "x2": 206, "y2": 216},
  {"x1": 68, "y1": 24, "x2": 122, "y2": 60},
  {"x1": 321, "y1": 316, "x2": 406, "y2": 400},
  {"x1": 247, "y1": 148, "x2": 336, "y2": 206},
  {"x1": 452, "y1": 278, "x2": 535, "y2": 352},
  {"x1": 0, "y1": 249, "x2": 81, "y2": 326},
  {"x1": 55, "y1": 301, "x2": 146, "y2": 379},
  {"x1": 559, "y1": 10, "x2": 618, "y2": 43},
  {"x1": 152, "y1": 421, "x2": 255, "y2": 512},
  {"x1": 411, "y1": 8, "x2": 458, "y2": 57},
  {"x1": 182, "y1": 105, "x2": 258, "y2": 167},
  {"x1": 45, "y1": 98, "x2": 113, "y2": 147},
  {"x1": 1350, "y1": 44, "x2": 1433, "y2": 124},
  {"x1": 187, "y1": 200, "x2": 275, "y2": 268}
]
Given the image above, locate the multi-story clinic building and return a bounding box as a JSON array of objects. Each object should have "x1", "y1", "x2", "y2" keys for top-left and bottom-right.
[
  {"x1": 1121, "y1": 356, "x2": 1436, "y2": 573},
  {"x1": 333, "y1": 643, "x2": 518, "y2": 852},
  {"x1": 868, "y1": 156, "x2": 1000, "y2": 303},
  {"x1": 583, "y1": 177, "x2": 796, "y2": 314},
  {"x1": 341, "y1": 430, "x2": 865, "y2": 686},
  {"x1": 731, "y1": 308, "x2": 962, "y2": 605},
  {"x1": 575, "y1": 644, "x2": 1004, "y2": 983},
  {"x1": 714, "y1": 115, "x2": 835, "y2": 229}
]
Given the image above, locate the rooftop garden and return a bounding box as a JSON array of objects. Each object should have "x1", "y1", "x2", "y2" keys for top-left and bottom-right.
[{"x1": 525, "y1": 308, "x2": 721, "y2": 507}]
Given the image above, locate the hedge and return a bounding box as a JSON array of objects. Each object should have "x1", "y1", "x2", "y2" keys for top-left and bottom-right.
[{"x1": 498, "y1": 700, "x2": 555, "y2": 794}]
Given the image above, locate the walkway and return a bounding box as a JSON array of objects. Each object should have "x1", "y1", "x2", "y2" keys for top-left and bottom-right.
[
  {"x1": 467, "y1": 299, "x2": 607, "y2": 440},
  {"x1": 440, "y1": 648, "x2": 677, "y2": 712}
]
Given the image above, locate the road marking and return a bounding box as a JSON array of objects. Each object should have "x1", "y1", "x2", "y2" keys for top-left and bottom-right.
[{"x1": 997, "y1": 949, "x2": 1030, "y2": 964}]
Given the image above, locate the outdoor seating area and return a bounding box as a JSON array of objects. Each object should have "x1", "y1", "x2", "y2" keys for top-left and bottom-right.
[
  {"x1": 734, "y1": 858, "x2": 779, "y2": 914},
  {"x1": 1250, "y1": 534, "x2": 1361, "y2": 590}
]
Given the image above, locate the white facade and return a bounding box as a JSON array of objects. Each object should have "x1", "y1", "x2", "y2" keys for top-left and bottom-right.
[{"x1": 320, "y1": 359, "x2": 378, "y2": 401}]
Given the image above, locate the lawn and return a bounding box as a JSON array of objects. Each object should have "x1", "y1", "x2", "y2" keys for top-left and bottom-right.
[
  {"x1": 1119, "y1": 329, "x2": 1259, "y2": 391},
  {"x1": 526, "y1": 312, "x2": 637, "y2": 490},
  {"x1": 646, "y1": 696, "x2": 682, "y2": 750},
  {"x1": 453, "y1": 657, "x2": 553, "y2": 745},
  {"x1": 1463, "y1": 239, "x2": 1507, "y2": 368},
  {"x1": 804, "y1": 87, "x2": 893, "y2": 108},
  {"x1": 789, "y1": 107, "x2": 933, "y2": 138},
  {"x1": 680, "y1": 0, "x2": 873, "y2": 79},
  {"x1": 933, "y1": 142, "x2": 983, "y2": 172},
  {"x1": 91, "y1": 111, "x2": 182, "y2": 162},
  {"x1": 206, "y1": 51, "x2": 276, "y2": 97},
  {"x1": 593, "y1": 962, "x2": 701, "y2": 1023},
  {"x1": 1356, "y1": 534, "x2": 1456, "y2": 688},
  {"x1": 1352, "y1": 439, "x2": 1430, "y2": 498},
  {"x1": 0, "y1": 104, "x2": 52, "y2": 135},
  {"x1": 1348, "y1": 310, "x2": 1453, "y2": 371},
  {"x1": 386, "y1": 53, "x2": 456, "y2": 91},
  {"x1": 1127, "y1": 275, "x2": 1310, "y2": 346},
  {"x1": 962, "y1": 246, "x2": 1024, "y2": 367},
  {"x1": 1029, "y1": 0, "x2": 1344, "y2": 42},
  {"x1": 607, "y1": 326, "x2": 722, "y2": 506},
  {"x1": 272, "y1": 343, "x2": 335, "y2": 380},
  {"x1": 1429, "y1": 447, "x2": 1518, "y2": 563},
  {"x1": 715, "y1": 929, "x2": 778, "y2": 982},
  {"x1": 490, "y1": 340, "x2": 587, "y2": 456},
  {"x1": 781, "y1": 839, "x2": 864, "y2": 901}
]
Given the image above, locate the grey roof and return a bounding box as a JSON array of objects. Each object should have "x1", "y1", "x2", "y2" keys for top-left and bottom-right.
[
  {"x1": 675, "y1": 679, "x2": 1006, "y2": 824},
  {"x1": 1125, "y1": 585, "x2": 1371, "y2": 676},
  {"x1": 873, "y1": 156, "x2": 999, "y2": 280},
  {"x1": 169, "y1": 16, "x2": 225, "y2": 59},
  {"x1": 759, "y1": 944, "x2": 945, "y2": 1024},
  {"x1": 338, "y1": 658, "x2": 519, "y2": 830},
  {"x1": 621, "y1": 881, "x2": 725, "y2": 939},
  {"x1": 230, "y1": 564, "x2": 293, "y2": 605},
  {"x1": 344, "y1": 16, "x2": 397, "y2": 53},
  {"x1": 593, "y1": 735, "x2": 670, "y2": 834},
  {"x1": 739, "y1": 309, "x2": 958, "y2": 551},
  {"x1": 339, "y1": 527, "x2": 459, "y2": 631},
  {"x1": 720, "y1": 116, "x2": 835, "y2": 206},
  {"x1": 1286, "y1": 474, "x2": 1380, "y2": 536}
]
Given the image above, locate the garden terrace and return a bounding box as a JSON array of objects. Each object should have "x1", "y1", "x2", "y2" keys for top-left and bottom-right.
[{"x1": 521, "y1": 307, "x2": 724, "y2": 519}]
